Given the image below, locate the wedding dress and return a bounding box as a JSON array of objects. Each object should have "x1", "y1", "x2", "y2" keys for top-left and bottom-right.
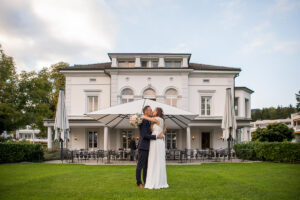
[{"x1": 144, "y1": 117, "x2": 169, "y2": 189}]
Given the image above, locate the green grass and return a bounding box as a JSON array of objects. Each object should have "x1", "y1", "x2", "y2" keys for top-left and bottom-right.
[{"x1": 0, "y1": 163, "x2": 299, "y2": 200}]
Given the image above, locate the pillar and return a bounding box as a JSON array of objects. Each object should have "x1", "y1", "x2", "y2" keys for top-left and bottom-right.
[
  {"x1": 47, "y1": 127, "x2": 53, "y2": 149},
  {"x1": 158, "y1": 57, "x2": 164, "y2": 67},
  {"x1": 135, "y1": 57, "x2": 141, "y2": 67},
  {"x1": 186, "y1": 126, "x2": 191, "y2": 149},
  {"x1": 104, "y1": 126, "x2": 108, "y2": 151}
]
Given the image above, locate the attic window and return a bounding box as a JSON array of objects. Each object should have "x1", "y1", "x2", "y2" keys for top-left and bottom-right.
[
  {"x1": 203, "y1": 79, "x2": 210, "y2": 83},
  {"x1": 89, "y1": 78, "x2": 96, "y2": 82}
]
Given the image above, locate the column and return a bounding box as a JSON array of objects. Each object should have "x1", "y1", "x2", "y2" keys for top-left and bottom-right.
[
  {"x1": 158, "y1": 57, "x2": 164, "y2": 67},
  {"x1": 182, "y1": 57, "x2": 188, "y2": 67},
  {"x1": 135, "y1": 57, "x2": 141, "y2": 67},
  {"x1": 111, "y1": 57, "x2": 118, "y2": 67},
  {"x1": 104, "y1": 126, "x2": 108, "y2": 151},
  {"x1": 47, "y1": 127, "x2": 53, "y2": 149},
  {"x1": 186, "y1": 126, "x2": 191, "y2": 149}
]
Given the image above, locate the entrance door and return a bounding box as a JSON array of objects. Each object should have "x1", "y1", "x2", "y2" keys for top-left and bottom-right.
[
  {"x1": 201, "y1": 132, "x2": 210, "y2": 149},
  {"x1": 88, "y1": 130, "x2": 98, "y2": 149}
]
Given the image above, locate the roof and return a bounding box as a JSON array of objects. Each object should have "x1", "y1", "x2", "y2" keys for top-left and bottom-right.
[
  {"x1": 189, "y1": 63, "x2": 241, "y2": 71},
  {"x1": 60, "y1": 62, "x2": 241, "y2": 72},
  {"x1": 235, "y1": 86, "x2": 254, "y2": 94}
]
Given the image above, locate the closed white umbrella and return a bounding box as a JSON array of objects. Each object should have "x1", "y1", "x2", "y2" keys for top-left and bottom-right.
[
  {"x1": 54, "y1": 89, "x2": 70, "y2": 162},
  {"x1": 221, "y1": 88, "x2": 237, "y2": 140},
  {"x1": 87, "y1": 99, "x2": 197, "y2": 129},
  {"x1": 54, "y1": 89, "x2": 70, "y2": 142},
  {"x1": 221, "y1": 88, "x2": 237, "y2": 160}
]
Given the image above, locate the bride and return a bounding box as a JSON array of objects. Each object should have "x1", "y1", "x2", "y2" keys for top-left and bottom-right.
[{"x1": 141, "y1": 107, "x2": 169, "y2": 189}]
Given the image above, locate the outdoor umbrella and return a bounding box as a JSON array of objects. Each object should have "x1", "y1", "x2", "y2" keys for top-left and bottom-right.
[
  {"x1": 221, "y1": 88, "x2": 237, "y2": 159},
  {"x1": 54, "y1": 89, "x2": 70, "y2": 162},
  {"x1": 86, "y1": 99, "x2": 197, "y2": 129}
]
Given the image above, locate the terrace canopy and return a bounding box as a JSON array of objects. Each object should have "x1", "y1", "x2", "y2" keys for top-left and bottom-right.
[{"x1": 86, "y1": 99, "x2": 197, "y2": 129}]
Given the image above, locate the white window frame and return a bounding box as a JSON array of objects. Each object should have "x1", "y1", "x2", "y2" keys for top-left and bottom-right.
[
  {"x1": 198, "y1": 90, "x2": 215, "y2": 116},
  {"x1": 84, "y1": 90, "x2": 101, "y2": 113},
  {"x1": 165, "y1": 89, "x2": 178, "y2": 107},
  {"x1": 120, "y1": 88, "x2": 134, "y2": 104}
]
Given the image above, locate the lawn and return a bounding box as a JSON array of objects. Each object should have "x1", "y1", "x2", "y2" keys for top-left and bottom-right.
[{"x1": 0, "y1": 163, "x2": 299, "y2": 200}]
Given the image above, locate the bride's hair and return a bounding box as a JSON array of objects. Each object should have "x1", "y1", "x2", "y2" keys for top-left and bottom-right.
[{"x1": 155, "y1": 107, "x2": 167, "y2": 134}]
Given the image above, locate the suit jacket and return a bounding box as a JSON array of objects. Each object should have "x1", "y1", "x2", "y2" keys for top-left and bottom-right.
[
  {"x1": 137, "y1": 119, "x2": 156, "y2": 150},
  {"x1": 129, "y1": 140, "x2": 136, "y2": 150}
]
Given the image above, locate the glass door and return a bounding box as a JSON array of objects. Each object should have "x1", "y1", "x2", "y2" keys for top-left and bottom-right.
[{"x1": 88, "y1": 130, "x2": 98, "y2": 149}]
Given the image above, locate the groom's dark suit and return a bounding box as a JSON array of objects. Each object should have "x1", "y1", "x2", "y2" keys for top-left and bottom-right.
[{"x1": 136, "y1": 119, "x2": 156, "y2": 186}]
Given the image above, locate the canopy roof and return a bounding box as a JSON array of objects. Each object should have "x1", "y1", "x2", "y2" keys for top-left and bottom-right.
[{"x1": 86, "y1": 99, "x2": 197, "y2": 129}]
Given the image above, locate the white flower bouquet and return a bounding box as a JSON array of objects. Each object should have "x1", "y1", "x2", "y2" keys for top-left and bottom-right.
[{"x1": 129, "y1": 113, "x2": 143, "y2": 128}]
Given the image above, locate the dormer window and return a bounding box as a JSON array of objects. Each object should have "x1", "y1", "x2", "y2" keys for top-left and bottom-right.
[
  {"x1": 165, "y1": 61, "x2": 181, "y2": 68},
  {"x1": 141, "y1": 61, "x2": 147, "y2": 67},
  {"x1": 152, "y1": 61, "x2": 158, "y2": 68},
  {"x1": 118, "y1": 61, "x2": 135, "y2": 67}
]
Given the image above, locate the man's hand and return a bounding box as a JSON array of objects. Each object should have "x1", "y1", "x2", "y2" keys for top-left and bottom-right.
[{"x1": 157, "y1": 132, "x2": 163, "y2": 139}]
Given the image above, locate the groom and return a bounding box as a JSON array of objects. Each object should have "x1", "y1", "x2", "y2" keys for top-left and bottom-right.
[{"x1": 136, "y1": 105, "x2": 163, "y2": 188}]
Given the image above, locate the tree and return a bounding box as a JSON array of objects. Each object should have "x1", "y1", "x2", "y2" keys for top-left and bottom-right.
[
  {"x1": 0, "y1": 47, "x2": 24, "y2": 134},
  {"x1": 18, "y1": 68, "x2": 53, "y2": 137},
  {"x1": 252, "y1": 123, "x2": 294, "y2": 142},
  {"x1": 296, "y1": 90, "x2": 300, "y2": 111},
  {"x1": 49, "y1": 62, "x2": 67, "y2": 117},
  {"x1": 251, "y1": 106, "x2": 297, "y2": 121}
]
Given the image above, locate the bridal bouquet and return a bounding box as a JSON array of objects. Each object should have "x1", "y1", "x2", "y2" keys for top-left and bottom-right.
[{"x1": 129, "y1": 113, "x2": 143, "y2": 128}]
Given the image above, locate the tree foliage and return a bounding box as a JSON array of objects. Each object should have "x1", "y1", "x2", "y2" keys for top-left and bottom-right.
[
  {"x1": 251, "y1": 105, "x2": 297, "y2": 121},
  {"x1": 252, "y1": 123, "x2": 294, "y2": 142},
  {"x1": 296, "y1": 90, "x2": 300, "y2": 111},
  {"x1": 0, "y1": 46, "x2": 68, "y2": 137},
  {"x1": 0, "y1": 48, "x2": 24, "y2": 133}
]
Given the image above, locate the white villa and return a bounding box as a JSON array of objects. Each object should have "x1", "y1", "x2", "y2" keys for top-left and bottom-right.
[{"x1": 44, "y1": 53, "x2": 254, "y2": 151}]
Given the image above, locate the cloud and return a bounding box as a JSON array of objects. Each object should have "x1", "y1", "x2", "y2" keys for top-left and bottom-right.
[
  {"x1": 267, "y1": 0, "x2": 300, "y2": 14},
  {"x1": 241, "y1": 21, "x2": 300, "y2": 55},
  {"x1": 0, "y1": 0, "x2": 117, "y2": 71}
]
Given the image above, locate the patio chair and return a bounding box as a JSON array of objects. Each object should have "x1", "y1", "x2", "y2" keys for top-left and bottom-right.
[{"x1": 174, "y1": 150, "x2": 180, "y2": 160}]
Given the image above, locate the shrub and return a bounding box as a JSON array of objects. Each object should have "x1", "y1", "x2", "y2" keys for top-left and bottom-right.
[
  {"x1": 0, "y1": 142, "x2": 44, "y2": 163},
  {"x1": 234, "y1": 142, "x2": 300, "y2": 163},
  {"x1": 252, "y1": 123, "x2": 294, "y2": 142}
]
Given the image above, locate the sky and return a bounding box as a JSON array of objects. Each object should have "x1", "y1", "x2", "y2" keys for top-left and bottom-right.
[{"x1": 0, "y1": 0, "x2": 299, "y2": 109}]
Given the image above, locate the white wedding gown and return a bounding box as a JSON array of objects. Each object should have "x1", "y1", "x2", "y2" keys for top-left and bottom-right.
[{"x1": 144, "y1": 117, "x2": 169, "y2": 189}]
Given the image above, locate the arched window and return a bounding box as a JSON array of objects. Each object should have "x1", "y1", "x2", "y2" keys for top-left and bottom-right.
[
  {"x1": 121, "y1": 88, "x2": 134, "y2": 104},
  {"x1": 165, "y1": 88, "x2": 178, "y2": 107},
  {"x1": 143, "y1": 88, "x2": 156, "y2": 101}
]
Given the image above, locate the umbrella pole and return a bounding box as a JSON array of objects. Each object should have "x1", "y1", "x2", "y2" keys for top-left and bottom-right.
[
  {"x1": 228, "y1": 127, "x2": 232, "y2": 161},
  {"x1": 60, "y1": 138, "x2": 63, "y2": 163}
]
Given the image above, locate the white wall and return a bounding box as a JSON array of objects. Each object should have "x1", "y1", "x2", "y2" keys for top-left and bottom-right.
[
  {"x1": 235, "y1": 89, "x2": 252, "y2": 118},
  {"x1": 188, "y1": 73, "x2": 235, "y2": 116},
  {"x1": 64, "y1": 72, "x2": 111, "y2": 116}
]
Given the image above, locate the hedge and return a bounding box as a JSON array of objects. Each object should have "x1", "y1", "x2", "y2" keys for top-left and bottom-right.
[
  {"x1": 233, "y1": 142, "x2": 300, "y2": 163},
  {"x1": 0, "y1": 142, "x2": 44, "y2": 163}
]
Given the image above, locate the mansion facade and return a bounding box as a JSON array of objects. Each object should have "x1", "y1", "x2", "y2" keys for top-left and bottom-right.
[{"x1": 44, "y1": 53, "x2": 254, "y2": 151}]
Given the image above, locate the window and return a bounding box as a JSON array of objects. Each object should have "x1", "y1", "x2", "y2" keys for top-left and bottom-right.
[
  {"x1": 234, "y1": 97, "x2": 239, "y2": 116},
  {"x1": 89, "y1": 78, "x2": 96, "y2": 82},
  {"x1": 201, "y1": 96, "x2": 211, "y2": 116},
  {"x1": 166, "y1": 130, "x2": 177, "y2": 149},
  {"x1": 203, "y1": 79, "x2": 210, "y2": 83},
  {"x1": 121, "y1": 88, "x2": 134, "y2": 104},
  {"x1": 165, "y1": 88, "x2": 178, "y2": 107},
  {"x1": 121, "y1": 130, "x2": 133, "y2": 149},
  {"x1": 141, "y1": 61, "x2": 147, "y2": 67},
  {"x1": 88, "y1": 130, "x2": 98, "y2": 149},
  {"x1": 245, "y1": 98, "x2": 249, "y2": 118},
  {"x1": 118, "y1": 61, "x2": 135, "y2": 67},
  {"x1": 165, "y1": 61, "x2": 181, "y2": 68},
  {"x1": 152, "y1": 61, "x2": 158, "y2": 68},
  {"x1": 143, "y1": 88, "x2": 156, "y2": 100},
  {"x1": 87, "y1": 96, "x2": 98, "y2": 112}
]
